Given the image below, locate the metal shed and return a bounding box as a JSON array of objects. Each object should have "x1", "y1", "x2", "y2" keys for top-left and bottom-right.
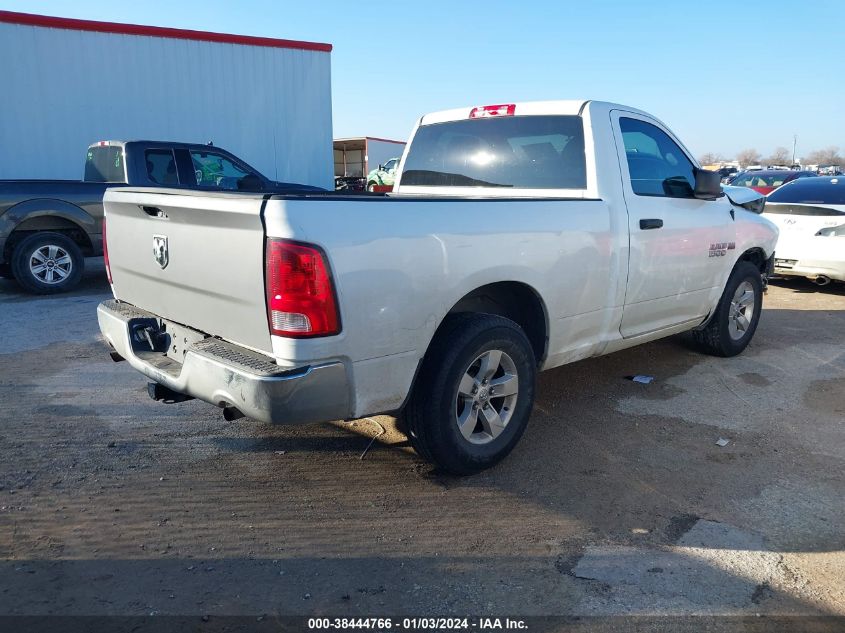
[{"x1": 0, "y1": 11, "x2": 334, "y2": 189}]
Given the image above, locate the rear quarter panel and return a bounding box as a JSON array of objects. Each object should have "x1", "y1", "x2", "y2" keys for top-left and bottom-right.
[
  {"x1": 264, "y1": 195, "x2": 625, "y2": 416},
  {"x1": 0, "y1": 181, "x2": 108, "y2": 260}
]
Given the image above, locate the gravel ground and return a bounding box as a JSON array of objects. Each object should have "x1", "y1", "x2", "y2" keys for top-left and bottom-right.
[{"x1": 0, "y1": 260, "x2": 843, "y2": 626}]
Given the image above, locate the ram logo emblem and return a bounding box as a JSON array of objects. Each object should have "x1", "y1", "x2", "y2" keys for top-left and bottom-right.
[{"x1": 152, "y1": 235, "x2": 169, "y2": 269}]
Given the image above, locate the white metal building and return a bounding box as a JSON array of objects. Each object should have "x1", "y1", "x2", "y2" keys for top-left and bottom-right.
[{"x1": 0, "y1": 10, "x2": 334, "y2": 188}]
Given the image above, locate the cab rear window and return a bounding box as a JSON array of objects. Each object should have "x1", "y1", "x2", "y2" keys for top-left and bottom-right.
[
  {"x1": 84, "y1": 146, "x2": 126, "y2": 183},
  {"x1": 401, "y1": 115, "x2": 586, "y2": 189}
]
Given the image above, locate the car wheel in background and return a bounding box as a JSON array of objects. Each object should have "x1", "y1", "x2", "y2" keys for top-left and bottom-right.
[
  {"x1": 10, "y1": 232, "x2": 85, "y2": 294},
  {"x1": 367, "y1": 181, "x2": 378, "y2": 192},
  {"x1": 404, "y1": 313, "x2": 536, "y2": 475},
  {"x1": 692, "y1": 260, "x2": 763, "y2": 357}
]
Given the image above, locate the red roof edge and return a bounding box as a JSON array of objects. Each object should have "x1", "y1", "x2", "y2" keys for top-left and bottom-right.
[{"x1": 0, "y1": 10, "x2": 332, "y2": 53}]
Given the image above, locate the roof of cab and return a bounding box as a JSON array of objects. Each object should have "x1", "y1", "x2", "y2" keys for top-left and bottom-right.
[
  {"x1": 89, "y1": 140, "x2": 229, "y2": 151},
  {"x1": 420, "y1": 100, "x2": 587, "y2": 125},
  {"x1": 418, "y1": 100, "x2": 657, "y2": 126}
]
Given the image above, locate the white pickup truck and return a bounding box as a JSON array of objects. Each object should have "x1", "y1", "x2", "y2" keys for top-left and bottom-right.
[{"x1": 98, "y1": 100, "x2": 778, "y2": 474}]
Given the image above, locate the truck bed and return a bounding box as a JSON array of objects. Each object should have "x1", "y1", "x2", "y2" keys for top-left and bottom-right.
[{"x1": 103, "y1": 184, "x2": 618, "y2": 403}]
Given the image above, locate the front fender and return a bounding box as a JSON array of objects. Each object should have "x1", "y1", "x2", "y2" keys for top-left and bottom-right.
[{"x1": 734, "y1": 209, "x2": 779, "y2": 260}]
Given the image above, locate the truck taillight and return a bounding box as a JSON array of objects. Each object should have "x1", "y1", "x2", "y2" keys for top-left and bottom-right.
[
  {"x1": 266, "y1": 239, "x2": 340, "y2": 338},
  {"x1": 102, "y1": 218, "x2": 112, "y2": 284},
  {"x1": 469, "y1": 104, "x2": 516, "y2": 118}
]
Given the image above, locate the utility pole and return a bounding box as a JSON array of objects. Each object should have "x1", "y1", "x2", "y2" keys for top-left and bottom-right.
[{"x1": 792, "y1": 134, "x2": 798, "y2": 166}]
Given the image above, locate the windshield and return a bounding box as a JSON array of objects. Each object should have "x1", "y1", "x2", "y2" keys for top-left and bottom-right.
[
  {"x1": 84, "y1": 145, "x2": 126, "y2": 183},
  {"x1": 766, "y1": 178, "x2": 845, "y2": 205},
  {"x1": 401, "y1": 115, "x2": 587, "y2": 189}
]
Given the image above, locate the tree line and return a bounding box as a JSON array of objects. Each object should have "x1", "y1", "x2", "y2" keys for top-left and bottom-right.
[{"x1": 699, "y1": 146, "x2": 842, "y2": 168}]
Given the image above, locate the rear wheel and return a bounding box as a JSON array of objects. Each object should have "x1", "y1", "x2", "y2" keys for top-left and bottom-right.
[
  {"x1": 11, "y1": 232, "x2": 84, "y2": 294},
  {"x1": 404, "y1": 314, "x2": 536, "y2": 475},
  {"x1": 692, "y1": 261, "x2": 763, "y2": 357}
]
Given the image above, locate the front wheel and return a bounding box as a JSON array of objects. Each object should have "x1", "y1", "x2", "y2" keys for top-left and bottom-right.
[
  {"x1": 692, "y1": 260, "x2": 763, "y2": 357},
  {"x1": 367, "y1": 181, "x2": 378, "y2": 192},
  {"x1": 10, "y1": 232, "x2": 85, "y2": 294},
  {"x1": 404, "y1": 314, "x2": 536, "y2": 475}
]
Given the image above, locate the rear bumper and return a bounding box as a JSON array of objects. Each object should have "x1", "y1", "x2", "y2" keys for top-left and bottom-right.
[
  {"x1": 773, "y1": 263, "x2": 845, "y2": 282},
  {"x1": 97, "y1": 300, "x2": 351, "y2": 424},
  {"x1": 774, "y1": 257, "x2": 845, "y2": 282}
]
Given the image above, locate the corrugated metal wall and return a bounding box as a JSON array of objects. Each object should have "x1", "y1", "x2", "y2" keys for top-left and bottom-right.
[{"x1": 0, "y1": 22, "x2": 333, "y2": 188}]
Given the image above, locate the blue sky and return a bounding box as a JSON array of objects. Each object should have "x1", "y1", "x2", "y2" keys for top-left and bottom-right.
[{"x1": 4, "y1": 0, "x2": 843, "y2": 160}]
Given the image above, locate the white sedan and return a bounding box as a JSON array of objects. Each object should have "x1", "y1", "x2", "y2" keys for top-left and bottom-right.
[{"x1": 763, "y1": 177, "x2": 845, "y2": 286}]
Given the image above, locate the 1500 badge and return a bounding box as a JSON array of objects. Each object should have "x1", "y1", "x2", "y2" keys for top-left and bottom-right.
[{"x1": 709, "y1": 241, "x2": 736, "y2": 257}]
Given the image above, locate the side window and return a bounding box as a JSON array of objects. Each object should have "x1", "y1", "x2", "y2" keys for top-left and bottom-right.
[
  {"x1": 620, "y1": 117, "x2": 696, "y2": 197},
  {"x1": 189, "y1": 151, "x2": 252, "y2": 190},
  {"x1": 145, "y1": 149, "x2": 178, "y2": 185},
  {"x1": 384, "y1": 159, "x2": 397, "y2": 171}
]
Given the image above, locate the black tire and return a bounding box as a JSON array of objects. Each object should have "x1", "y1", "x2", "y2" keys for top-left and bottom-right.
[
  {"x1": 10, "y1": 232, "x2": 84, "y2": 294},
  {"x1": 404, "y1": 313, "x2": 536, "y2": 475},
  {"x1": 367, "y1": 181, "x2": 378, "y2": 192},
  {"x1": 692, "y1": 261, "x2": 763, "y2": 357}
]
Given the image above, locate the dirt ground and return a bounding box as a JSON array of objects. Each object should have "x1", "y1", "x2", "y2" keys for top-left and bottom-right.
[{"x1": 1, "y1": 260, "x2": 843, "y2": 624}]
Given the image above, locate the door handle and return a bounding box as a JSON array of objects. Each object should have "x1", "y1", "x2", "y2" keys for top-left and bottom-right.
[
  {"x1": 141, "y1": 206, "x2": 167, "y2": 218},
  {"x1": 639, "y1": 218, "x2": 663, "y2": 230}
]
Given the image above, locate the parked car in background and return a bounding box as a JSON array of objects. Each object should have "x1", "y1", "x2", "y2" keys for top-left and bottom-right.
[
  {"x1": 763, "y1": 176, "x2": 845, "y2": 285},
  {"x1": 0, "y1": 140, "x2": 322, "y2": 293},
  {"x1": 97, "y1": 99, "x2": 776, "y2": 474},
  {"x1": 730, "y1": 169, "x2": 816, "y2": 195},
  {"x1": 818, "y1": 166, "x2": 843, "y2": 176},
  {"x1": 718, "y1": 166, "x2": 739, "y2": 183},
  {"x1": 367, "y1": 157, "x2": 401, "y2": 191}
]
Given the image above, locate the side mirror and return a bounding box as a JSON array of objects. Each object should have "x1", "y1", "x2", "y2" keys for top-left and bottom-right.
[
  {"x1": 378, "y1": 164, "x2": 384, "y2": 171},
  {"x1": 693, "y1": 168, "x2": 723, "y2": 200}
]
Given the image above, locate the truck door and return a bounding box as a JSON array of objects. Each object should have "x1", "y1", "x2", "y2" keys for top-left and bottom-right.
[{"x1": 610, "y1": 111, "x2": 736, "y2": 338}]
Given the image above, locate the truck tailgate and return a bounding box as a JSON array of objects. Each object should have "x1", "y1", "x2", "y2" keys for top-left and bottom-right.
[{"x1": 104, "y1": 188, "x2": 271, "y2": 353}]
